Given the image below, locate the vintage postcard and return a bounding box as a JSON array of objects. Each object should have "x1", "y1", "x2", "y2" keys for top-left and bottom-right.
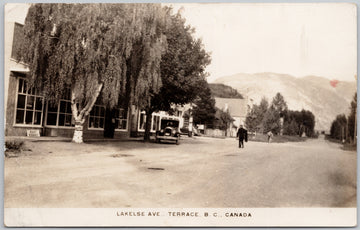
[{"x1": 3, "y1": 2, "x2": 357, "y2": 227}]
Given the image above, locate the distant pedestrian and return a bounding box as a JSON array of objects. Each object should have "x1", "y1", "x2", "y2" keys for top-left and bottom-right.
[
  {"x1": 237, "y1": 125, "x2": 248, "y2": 148},
  {"x1": 267, "y1": 131, "x2": 273, "y2": 143}
]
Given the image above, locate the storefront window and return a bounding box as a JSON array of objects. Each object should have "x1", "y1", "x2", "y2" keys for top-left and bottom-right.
[
  {"x1": 15, "y1": 78, "x2": 44, "y2": 125},
  {"x1": 152, "y1": 115, "x2": 160, "y2": 131},
  {"x1": 89, "y1": 105, "x2": 106, "y2": 129},
  {"x1": 138, "y1": 111, "x2": 146, "y2": 131},
  {"x1": 115, "y1": 108, "x2": 128, "y2": 130},
  {"x1": 45, "y1": 88, "x2": 74, "y2": 127}
]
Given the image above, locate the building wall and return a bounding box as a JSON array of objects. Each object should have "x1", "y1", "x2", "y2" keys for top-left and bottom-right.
[
  {"x1": 205, "y1": 128, "x2": 226, "y2": 137},
  {"x1": 5, "y1": 73, "x2": 131, "y2": 140},
  {"x1": 5, "y1": 72, "x2": 23, "y2": 136},
  {"x1": 4, "y1": 22, "x2": 15, "y2": 121}
]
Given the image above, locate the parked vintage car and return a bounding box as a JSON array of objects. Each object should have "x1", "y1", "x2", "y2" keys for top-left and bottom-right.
[{"x1": 155, "y1": 119, "x2": 180, "y2": 144}]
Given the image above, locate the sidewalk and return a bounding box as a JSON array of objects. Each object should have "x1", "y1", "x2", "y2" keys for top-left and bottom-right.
[
  {"x1": 4, "y1": 136, "x2": 144, "y2": 143},
  {"x1": 5, "y1": 134, "x2": 206, "y2": 143}
]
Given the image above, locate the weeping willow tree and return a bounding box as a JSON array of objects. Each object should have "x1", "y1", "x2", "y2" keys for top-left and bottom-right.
[
  {"x1": 18, "y1": 3, "x2": 168, "y2": 143},
  {"x1": 124, "y1": 5, "x2": 168, "y2": 141}
]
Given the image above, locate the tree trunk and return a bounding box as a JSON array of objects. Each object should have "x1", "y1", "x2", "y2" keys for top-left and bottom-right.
[
  {"x1": 72, "y1": 119, "x2": 85, "y2": 143},
  {"x1": 224, "y1": 123, "x2": 228, "y2": 137},
  {"x1": 70, "y1": 83, "x2": 103, "y2": 143},
  {"x1": 143, "y1": 109, "x2": 153, "y2": 142}
]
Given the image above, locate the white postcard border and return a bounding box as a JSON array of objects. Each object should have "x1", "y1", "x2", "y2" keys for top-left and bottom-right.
[{"x1": 4, "y1": 208, "x2": 357, "y2": 227}]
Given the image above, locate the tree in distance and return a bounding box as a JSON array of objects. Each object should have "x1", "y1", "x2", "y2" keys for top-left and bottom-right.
[
  {"x1": 330, "y1": 92, "x2": 357, "y2": 143},
  {"x1": 262, "y1": 93, "x2": 287, "y2": 134},
  {"x1": 192, "y1": 79, "x2": 216, "y2": 126},
  {"x1": 283, "y1": 110, "x2": 315, "y2": 137},
  {"x1": 347, "y1": 92, "x2": 357, "y2": 143},
  {"x1": 246, "y1": 92, "x2": 316, "y2": 137},
  {"x1": 213, "y1": 109, "x2": 234, "y2": 136},
  {"x1": 208, "y1": 83, "x2": 243, "y2": 99},
  {"x1": 330, "y1": 114, "x2": 347, "y2": 141},
  {"x1": 245, "y1": 97, "x2": 269, "y2": 132}
]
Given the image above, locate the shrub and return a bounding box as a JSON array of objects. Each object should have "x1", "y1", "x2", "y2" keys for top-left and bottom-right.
[
  {"x1": 5, "y1": 140, "x2": 24, "y2": 157},
  {"x1": 5, "y1": 140, "x2": 24, "y2": 152}
]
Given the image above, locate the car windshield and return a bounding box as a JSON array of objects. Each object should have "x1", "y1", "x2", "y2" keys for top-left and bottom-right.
[{"x1": 160, "y1": 119, "x2": 179, "y2": 129}]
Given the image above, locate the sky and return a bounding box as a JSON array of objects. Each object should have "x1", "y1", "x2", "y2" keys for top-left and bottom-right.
[
  {"x1": 5, "y1": 3, "x2": 357, "y2": 82},
  {"x1": 167, "y1": 3, "x2": 357, "y2": 82}
]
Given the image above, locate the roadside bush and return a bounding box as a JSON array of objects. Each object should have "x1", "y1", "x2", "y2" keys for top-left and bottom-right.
[
  {"x1": 5, "y1": 140, "x2": 24, "y2": 151},
  {"x1": 5, "y1": 140, "x2": 24, "y2": 157}
]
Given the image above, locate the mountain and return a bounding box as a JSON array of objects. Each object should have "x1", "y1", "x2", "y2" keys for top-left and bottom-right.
[
  {"x1": 209, "y1": 83, "x2": 243, "y2": 99},
  {"x1": 213, "y1": 72, "x2": 357, "y2": 131}
]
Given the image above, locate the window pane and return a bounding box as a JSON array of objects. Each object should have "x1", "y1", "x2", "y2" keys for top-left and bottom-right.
[
  {"x1": 25, "y1": 111, "x2": 33, "y2": 124},
  {"x1": 47, "y1": 102, "x2": 58, "y2": 112},
  {"x1": 18, "y1": 79, "x2": 23, "y2": 93},
  {"x1": 94, "y1": 118, "x2": 99, "y2": 128},
  {"x1": 152, "y1": 117, "x2": 157, "y2": 130},
  {"x1": 26, "y1": 96, "x2": 34, "y2": 109},
  {"x1": 29, "y1": 87, "x2": 35, "y2": 95},
  {"x1": 23, "y1": 81, "x2": 27, "y2": 93},
  {"x1": 100, "y1": 107, "x2": 105, "y2": 117},
  {"x1": 35, "y1": 97, "x2": 43, "y2": 111},
  {"x1": 34, "y1": 112, "x2": 42, "y2": 125},
  {"x1": 46, "y1": 112, "x2": 57, "y2": 125},
  {"x1": 17, "y1": 95, "x2": 26, "y2": 108},
  {"x1": 16, "y1": 109, "x2": 24, "y2": 124},
  {"x1": 121, "y1": 120, "x2": 127, "y2": 129},
  {"x1": 90, "y1": 107, "x2": 95, "y2": 116},
  {"x1": 58, "y1": 114, "x2": 65, "y2": 126},
  {"x1": 115, "y1": 119, "x2": 119, "y2": 129},
  {"x1": 60, "y1": 101, "x2": 66, "y2": 113},
  {"x1": 95, "y1": 106, "x2": 99, "y2": 116},
  {"x1": 89, "y1": 117, "x2": 94, "y2": 128},
  {"x1": 119, "y1": 109, "x2": 124, "y2": 119},
  {"x1": 140, "y1": 114, "x2": 146, "y2": 129},
  {"x1": 65, "y1": 115, "x2": 72, "y2": 126},
  {"x1": 66, "y1": 102, "x2": 72, "y2": 114},
  {"x1": 99, "y1": 118, "x2": 104, "y2": 128}
]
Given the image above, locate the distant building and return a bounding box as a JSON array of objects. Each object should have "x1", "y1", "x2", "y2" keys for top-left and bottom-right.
[{"x1": 214, "y1": 97, "x2": 249, "y2": 136}]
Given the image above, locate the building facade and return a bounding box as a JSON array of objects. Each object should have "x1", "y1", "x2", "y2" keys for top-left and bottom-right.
[{"x1": 214, "y1": 97, "x2": 249, "y2": 137}]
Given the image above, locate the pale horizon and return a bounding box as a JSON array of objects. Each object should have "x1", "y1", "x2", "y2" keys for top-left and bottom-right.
[
  {"x1": 6, "y1": 3, "x2": 358, "y2": 83},
  {"x1": 207, "y1": 71, "x2": 357, "y2": 83},
  {"x1": 167, "y1": 3, "x2": 357, "y2": 83}
]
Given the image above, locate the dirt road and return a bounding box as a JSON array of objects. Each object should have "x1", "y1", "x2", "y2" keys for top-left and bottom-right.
[{"x1": 4, "y1": 136, "x2": 356, "y2": 207}]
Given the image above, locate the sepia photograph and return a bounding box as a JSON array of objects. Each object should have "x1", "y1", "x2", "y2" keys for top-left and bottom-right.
[{"x1": 3, "y1": 2, "x2": 357, "y2": 227}]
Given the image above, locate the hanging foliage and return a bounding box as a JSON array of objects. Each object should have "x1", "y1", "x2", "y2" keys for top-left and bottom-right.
[{"x1": 18, "y1": 3, "x2": 169, "y2": 143}]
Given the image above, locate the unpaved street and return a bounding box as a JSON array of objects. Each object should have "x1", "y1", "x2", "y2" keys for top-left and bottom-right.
[{"x1": 4, "y1": 136, "x2": 356, "y2": 208}]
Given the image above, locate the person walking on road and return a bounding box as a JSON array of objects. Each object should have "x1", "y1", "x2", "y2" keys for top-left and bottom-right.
[
  {"x1": 237, "y1": 125, "x2": 248, "y2": 148},
  {"x1": 267, "y1": 130, "x2": 273, "y2": 143}
]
